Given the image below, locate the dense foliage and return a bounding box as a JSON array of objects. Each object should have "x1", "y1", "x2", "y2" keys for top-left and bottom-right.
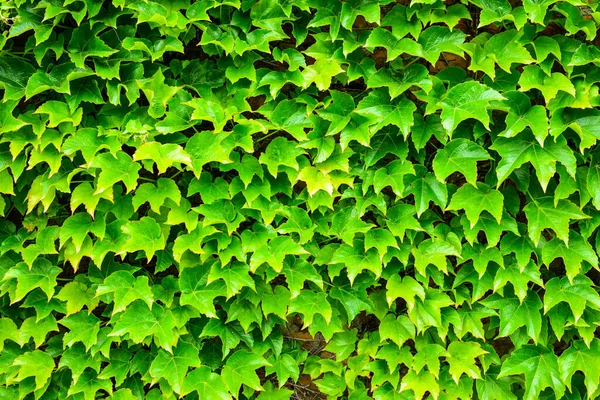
[{"x1": 1, "y1": 0, "x2": 600, "y2": 399}]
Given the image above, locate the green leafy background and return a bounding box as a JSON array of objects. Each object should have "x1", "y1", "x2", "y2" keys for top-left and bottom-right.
[{"x1": 1, "y1": 0, "x2": 600, "y2": 399}]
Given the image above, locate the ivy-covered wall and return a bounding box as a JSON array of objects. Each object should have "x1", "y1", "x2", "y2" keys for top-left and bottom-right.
[{"x1": 1, "y1": 0, "x2": 600, "y2": 399}]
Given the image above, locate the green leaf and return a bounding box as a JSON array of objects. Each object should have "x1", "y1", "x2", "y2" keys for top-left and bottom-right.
[
  {"x1": 433, "y1": 139, "x2": 491, "y2": 185},
  {"x1": 484, "y1": 29, "x2": 535, "y2": 72},
  {"x1": 55, "y1": 281, "x2": 99, "y2": 316},
  {"x1": 67, "y1": 24, "x2": 117, "y2": 68},
  {"x1": 67, "y1": 369, "x2": 113, "y2": 400},
  {"x1": 518, "y1": 66, "x2": 575, "y2": 103},
  {"x1": 185, "y1": 130, "x2": 233, "y2": 178},
  {"x1": 265, "y1": 353, "x2": 301, "y2": 387},
  {"x1": 446, "y1": 341, "x2": 487, "y2": 383},
  {"x1": 181, "y1": 366, "x2": 229, "y2": 399},
  {"x1": 523, "y1": 197, "x2": 589, "y2": 246},
  {"x1": 281, "y1": 257, "x2": 323, "y2": 298},
  {"x1": 365, "y1": 28, "x2": 421, "y2": 62},
  {"x1": 331, "y1": 240, "x2": 382, "y2": 284},
  {"x1": 288, "y1": 290, "x2": 332, "y2": 327},
  {"x1": 89, "y1": 151, "x2": 141, "y2": 195},
  {"x1": 418, "y1": 26, "x2": 466, "y2": 65},
  {"x1": 559, "y1": 339, "x2": 600, "y2": 395},
  {"x1": 439, "y1": 81, "x2": 504, "y2": 134},
  {"x1": 542, "y1": 232, "x2": 598, "y2": 282},
  {"x1": 482, "y1": 291, "x2": 543, "y2": 341},
  {"x1": 138, "y1": 70, "x2": 181, "y2": 118},
  {"x1": 119, "y1": 217, "x2": 167, "y2": 262},
  {"x1": 221, "y1": 350, "x2": 270, "y2": 394},
  {"x1": 34, "y1": 100, "x2": 83, "y2": 128},
  {"x1": 180, "y1": 265, "x2": 227, "y2": 317},
  {"x1": 59, "y1": 311, "x2": 101, "y2": 351},
  {"x1": 132, "y1": 178, "x2": 181, "y2": 213},
  {"x1": 447, "y1": 183, "x2": 504, "y2": 228},
  {"x1": 498, "y1": 344, "x2": 565, "y2": 400},
  {"x1": 13, "y1": 350, "x2": 55, "y2": 390},
  {"x1": 491, "y1": 134, "x2": 576, "y2": 192},
  {"x1": 372, "y1": 160, "x2": 414, "y2": 198},
  {"x1": 149, "y1": 342, "x2": 201, "y2": 394},
  {"x1": 59, "y1": 212, "x2": 105, "y2": 253},
  {"x1": 0, "y1": 57, "x2": 36, "y2": 100},
  {"x1": 133, "y1": 142, "x2": 191, "y2": 174},
  {"x1": 109, "y1": 301, "x2": 177, "y2": 352},
  {"x1": 96, "y1": 271, "x2": 154, "y2": 315},
  {"x1": 500, "y1": 91, "x2": 549, "y2": 145},
  {"x1": 0, "y1": 318, "x2": 18, "y2": 352},
  {"x1": 2, "y1": 259, "x2": 61, "y2": 303},
  {"x1": 544, "y1": 275, "x2": 600, "y2": 323},
  {"x1": 355, "y1": 89, "x2": 417, "y2": 139},
  {"x1": 379, "y1": 313, "x2": 415, "y2": 348},
  {"x1": 405, "y1": 168, "x2": 449, "y2": 216}
]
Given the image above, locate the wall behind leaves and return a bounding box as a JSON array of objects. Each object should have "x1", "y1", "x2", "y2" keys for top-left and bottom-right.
[{"x1": 1, "y1": 0, "x2": 600, "y2": 399}]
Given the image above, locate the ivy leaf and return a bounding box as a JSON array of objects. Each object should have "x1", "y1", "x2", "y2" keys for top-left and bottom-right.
[
  {"x1": 182, "y1": 366, "x2": 229, "y2": 400},
  {"x1": 481, "y1": 291, "x2": 543, "y2": 342},
  {"x1": 132, "y1": 178, "x2": 181, "y2": 213},
  {"x1": 498, "y1": 345, "x2": 565, "y2": 400},
  {"x1": 13, "y1": 350, "x2": 55, "y2": 390},
  {"x1": 34, "y1": 100, "x2": 83, "y2": 128},
  {"x1": 501, "y1": 91, "x2": 549, "y2": 145},
  {"x1": 418, "y1": 26, "x2": 466, "y2": 65},
  {"x1": 185, "y1": 130, "x2": 233, "y2": 178},
  {"x1": 405, "y1": 167, "x2": 448, "y2": 217},
  {"x1": 379, "y1": 314, "x2": 415, "y2": 348},
  {"x1": 109, "y1": 301, "x2": 177, "y2": 353},
  {"x1": 372, "y1": 160, "x2": 414, "y2": 198},
  {"x1": 0, "y1": 57, "x2": 36, "y2": 100},
  {"x1": 518, "y1": 66, "x2": 576, "y2": 103},
  {"x1": 0, "y1": 318, "x2": 18, "y2": 352},
  {"x1": 550, "y1": 108, "x2": 600, "y2": 152},
  {"x1": 447, "y1": 183, "x2": 504, "y2": 228},
  {"x1": 59, "y1": 212, "x2": 105, "y2": 253},
  {"x1": 523, "y1": 197, "x2": 589, "y2": 246},
  {"x1": 330, "y1": 240, "x2": 383, "y2": 284},
  {"x1": 2, "y1": 259, "x2": 61, "y2": 303},
  {"x1": 544, "y1": 275, "x2": 600, "y2": 323},
  {"x1": 149, "y1": 342, "x2": 201, "y2": 394},
  {"x1": 446, "y1": 341, "x2": 487, "y2": 383},
  {"x1": 180, "y1": 265, "x2": 227, "y2": 317},
  {"x1": 542, "y1": 232, "x2": 598, "y2": 282},
  {"x1": 288, "y1": 290, "x2": 332, "y2": 327},
  {"x1": 221, "y1": 350, "x2": 270, "y2": 394},
  {"x1": 89, "y1": 151, "x2": 141, "y2": 195},
  {"x1": 355, "y1": 89, "x2": 417, "y2": 139},
  {"x1": 67, "y1": 369, "x2": 113, "y2": 400},
  {"x1": 119, "y1": 217, "x2": 167, "y2": 262},
  {"x1": 281, "y1": 257, "x2": 323, "y2": 298},
  {"x1": 208, "y1": 261, "x2": 256, "y2": 299},
  {"x1": 367, "y1": 64, "x2": 432, "y2": 99},
  {"x1": 59, "y1": 311, "x2": 101, "y2": 351},
  {"x1": 386, "y1": 275, "x2": 425, "y2": 310},
  {"x1": 133, "y1": 142, "x2": 191, "y2": 174},
  {"x1": 55, "y1": 281, "x2": 99, "y2": 316},
  {"x1": 484, "y1": 29, "x2": 535, "y2": 72},
  {"x1": 365, "y1": 28, "x2": 421, "y2": 62},
  {"x1": 491, "y1": 134, "x2": 576, "y2": 192},
  {"x1": 433, "y1": 139, "x2": 491, "y2": 185},
  {"x1": 138, "y1": 70, "x2": 181, "y2": 118},
  {"x1": 439, "y1": 81, "x2": 504, "y2": 134},
  {"x1": 317, "y1": 90, "x2": 355, "y2": 136},
  {"x1": 96, "y1": 271, "x2": 154, "y2": 315},
  {"x1": 494, "y1": 261, "x2": 543, "y2": 303},
  {"x1": 559, "y1": 339, "x2": 600, "y2": 395},
  {"x1": 67, "y1": 24, "x2": 117, "y2": 68},
  {"x1": 329, "y1": 207, "x2": 374, "y2": 245}
]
